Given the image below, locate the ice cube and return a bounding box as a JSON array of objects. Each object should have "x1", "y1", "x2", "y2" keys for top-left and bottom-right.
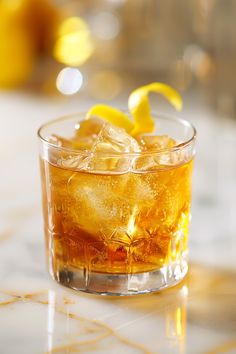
[
  {"x1": 133, "y1": 152, "x2": 177, "y2": 171},
  {"x1": 82, "y1": 122, "x2": 141, "y2": 172},
  {"x1": 65, "y1": 172, "x2": 154, "y2": 244},
  {"x1": 59, "y1": 119, "x2": 141, "y2": 172},
  {"x1": 133, "y1": 135, "x2": 180, "y2": 171},
  {"x1": 58, "y1": 155, "x2": 91, "y2": 170},
  {"x1": 75, "y1": 117, "x2": 105, "y2": 138},
  {"x1": 48, "y1": 134, "x2": 94, "y2": 151},
  {"x1": 48, "y1": 134, "x2": 74, "y2": 149},
  {"x1": 138, "y1": 135, "x2": 176, "y2": 151},
  {"x1": 65, "y1": 173, "x2": 129, "y2": 239},
  {"x1": 93, "y1": 123, "x2": 141, "y2": 153},
  {"x1": 74, "y1": 117, "x2": 108, "y2": 151}
]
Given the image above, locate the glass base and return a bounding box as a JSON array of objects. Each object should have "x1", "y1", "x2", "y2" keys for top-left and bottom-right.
[{"x1": 51, "y1": 260, "x2": 188, "y2": 296}]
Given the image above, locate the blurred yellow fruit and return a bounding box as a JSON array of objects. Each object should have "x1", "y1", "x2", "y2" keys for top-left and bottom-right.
[
  {"x1": 0, "y1": 30, "x2": 35, "y2": 88},
  {"x1": 0, "y1": 0, "x2": 35, "y2": 87},
  {"x1": 0, "y1": 0, "x2": 59, "y2": 88}
]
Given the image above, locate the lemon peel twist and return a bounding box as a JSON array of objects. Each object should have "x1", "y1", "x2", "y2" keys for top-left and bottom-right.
[
  {"x1": 86, "y1": 104, "x2": 134, "y2": 133},
  {"x1": 86, "y1": 82, "x2": 182, "y2": 136},
  {"x1": 128, "y1": 82, "x2": 182, "y2": 136}
]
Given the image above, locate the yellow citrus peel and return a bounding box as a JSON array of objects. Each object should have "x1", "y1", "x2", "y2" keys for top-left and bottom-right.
[
  {"x1": 128, "y1": 82, "x2": 182, "y2": 136},
  {"x1": 86, "y1": 82, "x2": 182, "y2": 136},
  {"x1": 86, "y1": 104, "x2": 134, "y2": 133}
]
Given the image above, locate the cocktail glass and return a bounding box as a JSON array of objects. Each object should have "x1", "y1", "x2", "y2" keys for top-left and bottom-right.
[{"x1": 38, "y1": 113, "x2": 196, "y2": 295}]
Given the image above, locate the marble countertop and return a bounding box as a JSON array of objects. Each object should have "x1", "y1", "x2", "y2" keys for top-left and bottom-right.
[{"x1": 0, "y1": 91, "x2": 236, "y2": 354}]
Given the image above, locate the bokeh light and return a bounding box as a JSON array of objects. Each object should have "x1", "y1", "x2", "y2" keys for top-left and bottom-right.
[
  {"x1": 91, "y1": 12, "x2": 121, "y2": 40},
  {"x1": 54, "y1": 17, "x2": 94, "y2": 66},
  {"x1": 90, "y1": 70, "x2": 122, "y2": 100},
  {"x1": 183, "y1": 44, "x2": 214, "y2": 81},
  {"x1": 170, "y1": 60, "x2": 192, "y2": 91},
  {"x1": 56, "y1": 67, "x2": 83, "y2": 95}
]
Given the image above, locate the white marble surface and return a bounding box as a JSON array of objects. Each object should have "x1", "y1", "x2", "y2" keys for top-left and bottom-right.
[{"x1": 1, "y1": 91, "x2": 236, "y2": 354}]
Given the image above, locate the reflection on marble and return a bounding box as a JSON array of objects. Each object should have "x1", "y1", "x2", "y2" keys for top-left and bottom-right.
[
  {"x1": 1, "y1": 92, "x2": 236, "y2": 353},
  {"x1": 0, "y1": 290, "x2": 151, "y2": 353},
  {"x1": 1, "y1": 264, "x2": 236, "y2": 354}
]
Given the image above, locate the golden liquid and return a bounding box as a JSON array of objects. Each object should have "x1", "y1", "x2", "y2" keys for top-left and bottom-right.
[{"x1": 40, "y1": 159, "x2": 193, "y2": 274}]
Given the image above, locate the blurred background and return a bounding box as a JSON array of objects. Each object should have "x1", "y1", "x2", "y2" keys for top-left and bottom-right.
[
  {"x1": 0, "y1": 0, "x2": 236, "y2": 116},
  {"x1": 1, "y1": 0, "x2": 236, "y2": 267},
  {"x1": 1, "y1": 4, "x2": 236, "y2": 352}
]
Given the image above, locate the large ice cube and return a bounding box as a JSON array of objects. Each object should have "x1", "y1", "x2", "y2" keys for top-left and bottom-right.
[
  {"x1": 64, "y1": 172, "x2": 154, "y2": 245},
  {"x1": 92, "y1": 123, "x2": 140, "y2": 153},
  {"x1": 133, "y1": 135, "x2": 180, "y2": 171},
  {"x1": 85, "y1": 122, "x2": 141, "y2": 172},
  {"x1": 76, "y1": 117, "x2": 140, "y2": 153},
  {"x1": 57, "y1": 119, "x2": 141, "y2": 172}
]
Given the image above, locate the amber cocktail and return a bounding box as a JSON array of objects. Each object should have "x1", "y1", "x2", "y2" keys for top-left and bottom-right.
[{"x1": 38, "y1": 113, "x2": 196, "y2": 295}]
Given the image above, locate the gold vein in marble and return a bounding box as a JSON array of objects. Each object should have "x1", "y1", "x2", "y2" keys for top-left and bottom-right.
[
  {"x1": 63, "y1": 296, "x2": 76, "y2": 305},
  {"x1": 0, "y1": 290, "x2": 154, "y2": 354},
  {"x1": 0, "y1": 297, "x2": 19, "y2": 306},
  {"x1": 45, "y1": 332, "x2": 110, "y2": 354}
]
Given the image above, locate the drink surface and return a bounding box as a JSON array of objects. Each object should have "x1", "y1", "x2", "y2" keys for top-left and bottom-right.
[{"x1": 40, "y1": 158, "x2": 193, "y2": 275}]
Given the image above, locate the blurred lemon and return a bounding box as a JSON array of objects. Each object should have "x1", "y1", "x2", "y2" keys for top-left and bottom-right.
[
  {"x1": 128, "y1": 83, "x2": 183, "y2": 136},
  {"x1": 87, "y1": 82, "x2": 182, "y2": 136},
  {"x1": 0, "y1": 0, "x2": 59, "y2": 88},
  {"x1": 0, "y1": 30, "x2": 35, "y2": 88},
  {"x1": 0, "y1": 0, "x2": 35, "y2": 87}
]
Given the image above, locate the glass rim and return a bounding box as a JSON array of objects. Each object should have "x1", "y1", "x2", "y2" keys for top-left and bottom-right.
[{"x1": 37, "y1": 112, "x2": 197, "y2": 157}]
